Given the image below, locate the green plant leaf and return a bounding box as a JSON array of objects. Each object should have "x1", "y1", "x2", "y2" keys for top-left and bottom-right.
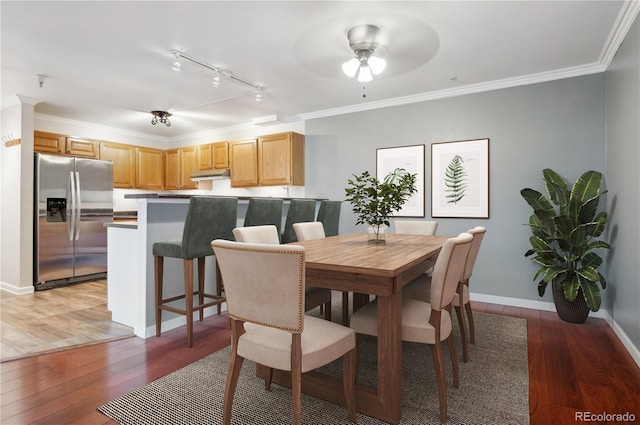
[
  {"x1": 591, "y1": 211, "x2": 608, "y2": 237},
  {"x1": 537, "y1": 280, "x2": 548, "y2": 297},
  {"x1": 576, "y1": 266, "x2": 599, "y2": 282},
  {"x1": 581, "y1": 280, "x2": 602, "y2": 311},
  {"x1": 542, "y1": 168, "x2": 569, "y2": 207},
  {"x1": 578, "y1": 196, "x2": 599, "y2": 225},
  {"x1": 563, "y1": 274, "x2": 580, "y2": 301},
  {"x1": 568, "y1": 170, "x2": 602, "y2": 224},
  {"x1": 581, "y1": 252, "x2": 602, "y2": 269}
]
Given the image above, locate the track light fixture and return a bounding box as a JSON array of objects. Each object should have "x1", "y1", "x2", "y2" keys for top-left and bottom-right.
[
  {"x1": 342, "y1": 24, "x2": 386, "y2": 83},
  {"x1": 172, "y1": 52, "x2": 182, "y2": 72},
  {"x1": 151, "y1": 110, "x2": 172, "y2": 127}
]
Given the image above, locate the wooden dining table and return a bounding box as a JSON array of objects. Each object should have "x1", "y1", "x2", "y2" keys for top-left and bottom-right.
[{"x1": 258, "y1": 232, "x2": 449, "y2": 424}]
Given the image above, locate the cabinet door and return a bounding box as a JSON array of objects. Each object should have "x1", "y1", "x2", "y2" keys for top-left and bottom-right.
[
  {"x1": 66, "y1": 137, "x2": 98, "y2": 158},
  {"x1": 136, "y1": 147, "x2": 164, "y2": 190},
  {"x1": 258, "y1": 132, "x2": 304, "y2": 186},
  {"x1": 164, "y1": 149, "x2": 181, "y2": 190},
  {"x1": 197, "y1": 144, "x2": 213, "y2": 170},
  {"x1": 213, "y1": 141, "x2": 229, "y2": 169},
  {"x1": 99, "y1": 142, "x2": 135, "y2": 188},
  {"x1": 34, "y1": 131, "x2": 65, "y2": 154},
  {"x1": 181, "y1": 146, "x2": 198, "y2": 189},
  {"x1": 229, "y1": 139, "x2": 258, "y2": 187}
]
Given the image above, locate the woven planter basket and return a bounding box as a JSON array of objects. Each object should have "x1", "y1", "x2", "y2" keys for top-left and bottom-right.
[{"x1": 552, "y1": 288, "x2": 590, "y2": 324}]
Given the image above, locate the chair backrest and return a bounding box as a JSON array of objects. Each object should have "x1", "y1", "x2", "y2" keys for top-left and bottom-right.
[
  {"x1": 181, "y1": 196, "x2": 238, "y2": 259},
  {"x1": 233, "y1": 225, "x2": 280, "y2": 244},
  {"x1": 211, "y1": 239, "x2": 305, "y2": 333},
  {"x1": 394, "y1": 220, "x2": 439, "y2": 235},
  {"x1": 282, "y1": 199, "x2": 317, "y2": 243},
  {"x1": 243, "y1": 198, "x2": 284, "y2": 237},
  {"x1": 316, "y1": 200, "x2": 342, "y2": 237},
  {"x1": 429, "y1": 232, "x2": 473, "y2": 311},
  {"x1": 293, "y1": 221, "x2": 326, "y2": 241},
  {"x1": 463, "y1": 226, "x2": 486, "y2": 281}
]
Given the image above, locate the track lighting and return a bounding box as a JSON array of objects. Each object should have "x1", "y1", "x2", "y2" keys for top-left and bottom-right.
[
  {"x1": 212, "y1": 71, "x2": 221, "y2": 88},
  {"x1": 172, "y1": 52, "x2": 182, "y2": 72},
  {"x1": 151, "y1": 110, "x2": 172, "y2": 127},
  {"x1": 342, "y1": 25, "x2": 386, "y2": 83}
]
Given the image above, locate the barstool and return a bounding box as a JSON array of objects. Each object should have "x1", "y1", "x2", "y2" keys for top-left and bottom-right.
[
  {"x1": 281, "y1": 199, "x2": 316, "y2": 243},
  {"x1": 153, "y1": 196, "x2": 238, "y2": 347},
  {"x1": 316, "y1": 200, "x2": 342, "y2": 236},
  {"x1": 243, "y1": 198, "x2": 284, "y2": 239}
]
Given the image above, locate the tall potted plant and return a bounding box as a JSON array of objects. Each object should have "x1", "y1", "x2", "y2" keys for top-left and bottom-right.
[
  {"x1": 345, "y1": 168, "x2": 417, "y2": 244},
  {"x1": 520, "y1": 169, "x2": 609, "y2": 323}
]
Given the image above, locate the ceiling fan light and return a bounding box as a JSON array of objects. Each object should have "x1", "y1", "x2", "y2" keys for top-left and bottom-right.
[
  {"x1": 368, "y1": 56, "x2": 386, "y2": 75},
  {"x1": 342, "y1": 58, "x2": 360, "y2": 77},
  {"x1": 357, "y1": 66, "x2": 373, "y2": 83}
]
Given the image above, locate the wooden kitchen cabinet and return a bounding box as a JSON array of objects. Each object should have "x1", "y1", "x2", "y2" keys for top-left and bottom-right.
[
  {"x1": 66, "y1": 137, "x2": 99, "y2": 158},
  {"x1": 197, "y1": 144, "x2": 214, "y2": 170},
  {"x1": 213, "y1": 141, "x2": 229, "y2": 168},
  {"x1": 165, "y1": 147, "x2": 198, "y2": 190},
  {"x1": 99, "y1": 141, "x2": 136, "y2": 188},
  {"x1": 135, "y1": 147, "x2": 164, "y2": 190},
  {"x1": 34, "y1": 131, "x2": 66, "y2": 154},
  {"x1": 258, "y1": 132, "x2": 304, "y2": 186},
  {"x1": 229, "y1": 139, "x2": 259, "y2": 187}
]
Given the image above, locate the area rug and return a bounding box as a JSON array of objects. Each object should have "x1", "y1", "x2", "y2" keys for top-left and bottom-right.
[{"x1": 98, "y1": 311, "x2": 528, "y2": 424}]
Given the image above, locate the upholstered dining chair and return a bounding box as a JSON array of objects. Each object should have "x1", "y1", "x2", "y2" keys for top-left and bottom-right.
[
  {"x1": 243, "y1": 198, "x2": 284, "y2": 239},
  {"x1": 316, "y1": 200, "x2": 342, "y2": 237},
  {"x1": 282, "y1": 199, "x2": 317, "y2": 243},
  {"x1": 394, "y1": 219, "x2": 439, "y2": 235},
  {"x1": 403, "y1": 226, "x2": 486, "y2": 362},
  {"x1": 293, "y1": 221, "x2": 351, "y2": 326},
  {"x1": 210, "y1": 239, "x2": 357, "y2": 425},
  {"x1": 350, "y1": 232, "x2": 473, "y2": 423},
  {"x1": 153, "y1": 196, "x2": 237, "y2": 347},
  {"x1": 232, "y1": 224, "x2": 332, "y2": 320}
]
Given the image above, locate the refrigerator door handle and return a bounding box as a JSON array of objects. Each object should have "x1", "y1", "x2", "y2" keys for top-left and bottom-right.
[
  {"x1": 69, "y1": 171, "x2": 76, "y2": 241},
  {"x1": 75, "y1": 171, "x2": 81, "y2": 240}
]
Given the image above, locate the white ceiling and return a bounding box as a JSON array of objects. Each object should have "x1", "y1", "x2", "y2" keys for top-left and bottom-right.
[{"x1": 1, "y1": 1, "x2": 636, "y2": 141}]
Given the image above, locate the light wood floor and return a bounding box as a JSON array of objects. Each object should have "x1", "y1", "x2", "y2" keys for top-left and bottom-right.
[{"x1": 0, "y1": 280, "x2": 134, "y2": 363}]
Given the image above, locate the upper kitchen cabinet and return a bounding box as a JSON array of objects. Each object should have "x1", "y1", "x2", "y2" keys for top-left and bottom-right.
[
  {"x1": 135, "y1": 147, "x2": 164, "y2": 190},
  {"x1": 34, "y1": 131, "x2": 66, "y2": 154},
  {"x1": 165, "y1": 147, "x2": 198, "y2": 190},
  {"x1": 229, "y1": 139, "x2": 259, "y2": 187},
  {"x1": 65, "y1": 137, "x2": 99, "y2": 158},
  {"x1": 258, "y1": 132, "x2": 304, "y2": 186},
  {"x1": 197, "y1": 144, "x2": 214, "y2": 171},
  {"x1": 99, "y1": 141, "x2": 136, "y2": 188},
  {"x1": 213, "y1": 141, "x2": 229, "y2": 169}
]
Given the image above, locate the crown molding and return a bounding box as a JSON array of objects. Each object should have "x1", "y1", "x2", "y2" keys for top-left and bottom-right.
[{"x1": 599, "y1": 0, "x2": 640, "y2": 69}]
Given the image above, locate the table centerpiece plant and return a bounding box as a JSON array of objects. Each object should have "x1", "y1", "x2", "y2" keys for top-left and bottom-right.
[
  {"x1": 345, "y1": 167, "x2": 417, "y2": 244},
  {"x1": 520, "y1": 168, "x2": 609, "y2": 323}
]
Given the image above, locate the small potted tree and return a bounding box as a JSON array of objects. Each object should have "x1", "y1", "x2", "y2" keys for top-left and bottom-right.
[
  {"x1": 520, "y1": 169, "x2": 609, "y2": 323},
  {"x1": 345, "y1": 168, "x2": 417, "y2": 244}
]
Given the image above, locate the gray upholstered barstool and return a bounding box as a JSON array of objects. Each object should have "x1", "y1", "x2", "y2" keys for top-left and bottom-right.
[
  {"x1": 316, "y1": 200, "x2": 342, "y2": 236},
  {"x1": 153, "y1": 196, "x2": 238, "y2": 347},
  {"x1": 281, "y1": 199, "x2": 316, "y2": 243},
  {"x1": 243, "y1": 198, "x2": 284, "y2": 239}
]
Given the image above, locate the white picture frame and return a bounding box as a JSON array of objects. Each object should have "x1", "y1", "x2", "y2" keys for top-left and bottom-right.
[{"x1": 376, "y1": 144, "x2": 425, "y2": 217}]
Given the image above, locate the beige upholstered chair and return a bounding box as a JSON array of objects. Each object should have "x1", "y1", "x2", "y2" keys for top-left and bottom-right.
[
  {"x1": 210, "y1": 240, "x2": 357, "y2": 425},
  {"x1": 350, "y1": 232, "x2": 473, "y2": 423},
  {"x1": 403, "y1": 226, "x2": 486, "y2": 362},
  {"x1": 232, "y1": 225, "x2": 332, "y2": 320},
  {"x1": 293, "y1": 222, "x2": 351, "y2": 326},
  {"x1": 394, "y1": 219, "x2": 439, "y2": 235}
]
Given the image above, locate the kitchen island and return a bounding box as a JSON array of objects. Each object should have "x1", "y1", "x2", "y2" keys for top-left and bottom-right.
[{"x1": 105, "y1": 195, "x2": 328, "y2": 337}]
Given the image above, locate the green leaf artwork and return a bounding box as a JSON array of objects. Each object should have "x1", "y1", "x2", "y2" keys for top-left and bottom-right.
[{"x1": 444, "y1": 155, "x2": 467, "y2": 204}]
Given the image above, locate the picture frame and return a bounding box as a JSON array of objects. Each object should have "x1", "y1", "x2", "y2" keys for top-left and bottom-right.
[
  {"x1": 376, "y1": 144, "x2": 425, "y2": 217},
  {"x1": 431, "y1": 138, "x2": 490, "y2": 218}
]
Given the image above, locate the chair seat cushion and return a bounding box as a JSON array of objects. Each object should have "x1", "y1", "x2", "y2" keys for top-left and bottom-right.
[
  {"x1": 304, "y1": 285, "x2": 332, "y2": 311},
  {"x1": 239, "y1": 316, "x2": 355, "y2": 373},
  {"x1": 152, "y1": 240, "x2": 183, "y2": 258},
  {"x1": 403, "y1": 275, "x2": 469, "y2": 306},
  {"x1": 350, "y1": 298, "x2": 452, "y2": 344}
]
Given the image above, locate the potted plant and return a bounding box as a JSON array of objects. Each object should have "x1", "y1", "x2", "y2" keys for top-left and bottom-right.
[
  {"x1": 520, "y1": 169, "x2": 609, "y2": 323},
  {"x1": 345, "y1": 168, "x2": 417, "y2": 244}
]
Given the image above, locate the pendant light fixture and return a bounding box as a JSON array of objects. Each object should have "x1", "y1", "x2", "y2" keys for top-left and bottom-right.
[{"x1": 342, "y1": 24, "x2": 386, "y2": 83}]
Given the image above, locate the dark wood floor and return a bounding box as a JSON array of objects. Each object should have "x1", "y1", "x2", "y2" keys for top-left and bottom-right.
[{"x1": 1, "y1": 302, "x2": 639, "y2": 425}]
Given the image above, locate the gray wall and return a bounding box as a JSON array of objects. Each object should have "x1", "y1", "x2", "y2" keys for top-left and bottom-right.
[
  {"x1": 605, "y1": 15, "x2": 640, "y2": 349},
  {"x1": 305, "y1": 73, "x2": 606, "y2": 303}
]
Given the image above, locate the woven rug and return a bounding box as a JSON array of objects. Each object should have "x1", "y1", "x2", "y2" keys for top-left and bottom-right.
[{"x1": 98, "y1": 312, "x2": 528, "y2": 424}]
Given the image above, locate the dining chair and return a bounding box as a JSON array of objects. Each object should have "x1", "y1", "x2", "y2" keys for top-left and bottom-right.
[
  {"x1": 350, "y1": 232, "x2": 473, "y2": 423},
  {"x1": 153, "y1": 196, "x2": 238, "y2": 347},
  {"x1": 232, "y1": 224, "x2": 332, "y2": 320},
  {"x1": 210, "y1": 239, "x2": 357, "y2": 425},
  {"x1": 394, "y1": 219, "x2": 439, "y2": 274},
  {"x1": 316, "y1": 200, "x2": 342, "y2": 237},
  {"x1": 293, "y1": 221, "x2": 351, "y2": 326},
  {"x1": 243, "y1": 198, "x2": 284, "y2": 239},
  {"x1": 403, "y1": 226, "x2": 486, "y2": 362},
  {"x1": 281, "y1": 199, "x2": 317, "y2": 243}
]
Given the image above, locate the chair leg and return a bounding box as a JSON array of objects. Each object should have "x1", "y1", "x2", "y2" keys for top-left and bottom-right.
[
  {"x1": 430, "y1": 342, "x2": 448, "y2": 424},
  {"x1": 446, "y1": 334, "x2": 460, "y2": 388},
  {"x1": 223, "y1": 343, "x2": 244, "y2": 425},
  {"x1": 323, "y1": 299, "x2": 332, "y2": 321},
  {"x1": 197, "y1": 257, "x2": 205, "y2": 321},
  {"x1": 265, "y1": 367, "x2": 274, "y2": 391},
  {"x1": 183, "y1": 258, "x2": 194, "y2": 348},
  {"x1": 291, "y1": 334, "x2": 303, "y2": 425},
  {"x1": 154, "y1": 255, "x2": 164, "y2": 337},
  {"x1": 342, "y1": 291, "x2": 349, "y2": 326},
  {"x1": 465, "y1": 302, "x2": 475, "y2": 344},
  {"x1": 216, "y1": 263, "x2": 224, "y2": 315},
  {"x1": 343, "y1": 347, "x2": 357, "y2": 423},
  {"x1": 455, "y1": 305, "x2": 469, "y2": 362}
]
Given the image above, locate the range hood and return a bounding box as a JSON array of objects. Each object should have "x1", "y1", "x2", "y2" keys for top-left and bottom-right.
[{"x1": 190, "y1": 168, "x2": 230, "y2": 180}]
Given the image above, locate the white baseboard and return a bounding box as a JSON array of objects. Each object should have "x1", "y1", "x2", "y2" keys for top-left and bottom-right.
[
  {"x1": 470, "y1": 292, "x2": 640, "y2": 368},
  {"x1": 0, "y1": 281, "x2": 34, "y2": 294}
]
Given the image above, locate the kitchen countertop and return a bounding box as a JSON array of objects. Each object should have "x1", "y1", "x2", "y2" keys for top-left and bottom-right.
[{"x1": 124, "y1": 193, "x2": 330, "y2": 201}]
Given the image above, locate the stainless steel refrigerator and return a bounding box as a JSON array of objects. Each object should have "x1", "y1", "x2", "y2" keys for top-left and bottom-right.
[{"x1": 34, "y1": 153, "x2": 113, "y2": 290}]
